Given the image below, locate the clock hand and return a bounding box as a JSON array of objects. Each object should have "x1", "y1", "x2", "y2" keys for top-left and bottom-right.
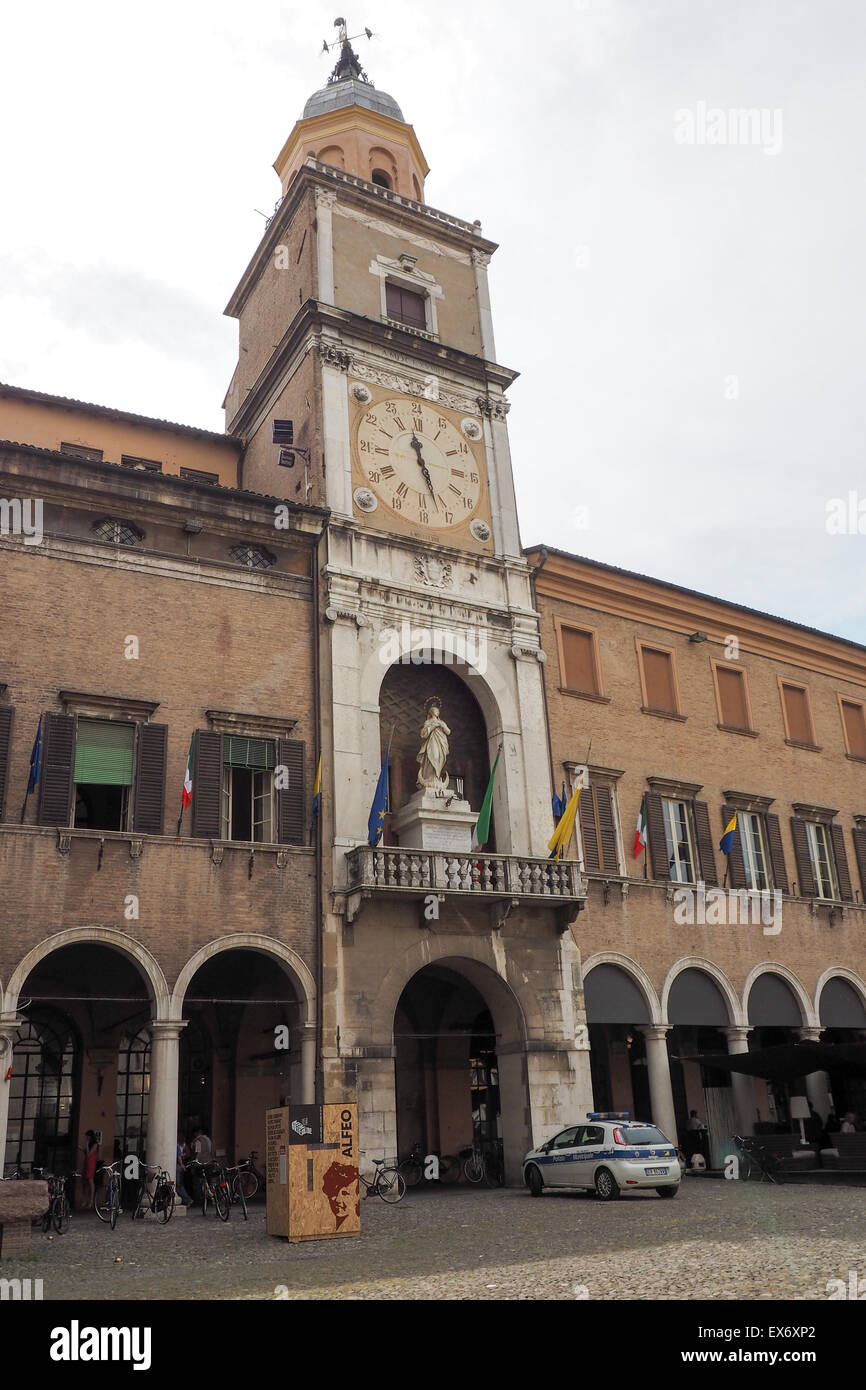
[{"x1": 409, "y1": 433, "x2": 439, "y2": 510}]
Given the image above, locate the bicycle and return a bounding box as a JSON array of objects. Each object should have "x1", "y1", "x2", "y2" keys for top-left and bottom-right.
[
  {"x1": 131, "y1": 1161, "x2": 175, "y2": 1224},
  {"x1": 95, "y1": 1162, "x2": 123, "y2": 1228},
  {"x1": 224, "y1": 1160, "x2": 251, "y2": 1219},
  {"x1": 397, "y1": 1142, "x2": 425, "y2": 1188},
  {"x1": 358, "y1": 1157, "x2": 406, "y2": 1203},
  {"x1": 190, "y1": 1159, "x2": 231, "y2": 1220},
  {"x1": 231, "y1": 1154, "x2": 260, "y2": 1202},
  {"x1": 39, "y1": 1171, "x2": 77, "y2": 1234}
]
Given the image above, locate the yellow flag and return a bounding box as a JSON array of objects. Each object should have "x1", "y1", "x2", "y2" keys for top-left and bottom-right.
[{"x1": 548, "y1": 772, "x2": 584, "y2": 861}]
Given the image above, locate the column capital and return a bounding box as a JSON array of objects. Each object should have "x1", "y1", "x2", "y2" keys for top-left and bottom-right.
[
  {"x1": 148, "y1": 1020, "x2": 188, "y2": 1041},
  {"x1": 797, "y1": 1026, "x2": 823, "y2": 1043},
  {"x1": 0, "y1": 1018, "x2": 24, "y2": 1057},
  {"x1": 638, "y1": 1024, "x2": 671, "y2": 1042},
  {"x1": 722, "y1": 1025, "x2": 752, "y2": 1042}
]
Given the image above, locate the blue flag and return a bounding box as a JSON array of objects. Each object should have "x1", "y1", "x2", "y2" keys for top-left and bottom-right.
[
  {"x1": 719, "y1": 811, "x2": 737, "y2": 856},
  {"x1": 27, "y1": 715, "x2": 42, "y2": 794},
  {"x1": 367, "y1": 746, "x2": 390, "y2": 847},
  {"x1": 552, "y1": 782, "x2": 567, "y2": 822}
]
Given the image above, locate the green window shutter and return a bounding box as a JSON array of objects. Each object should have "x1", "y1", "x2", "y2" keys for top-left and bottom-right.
[
  {"x1": 74, "y1": 719, "x2": 135, "y2": 785},
  {"x1": 223, "y1": 736, "x2": 275, "y2": 770}
]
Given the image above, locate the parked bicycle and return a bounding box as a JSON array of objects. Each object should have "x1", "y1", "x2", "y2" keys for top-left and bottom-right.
[
  {"x1": 359, "y1": 1157, "x2": 406, "y2": 1203},
  {"x1": 224, "y1": 1160, "x2": 253, "y2": 1219},
  {"x1": 131, "y1": 1161, "x2": 175, "y2": 1224},
  {"x1": 397, "y1": 1143, "x2": 460, "y2": 1186},
  {"x1": 189, "y1": 1159, "x2": 231, "y2": 1220},
  {"x1": 733, "y1": 1134, "x2": 781, "y2": 1184},
  {"x1": 461, "y1": 1140, "x2": 505, "y2": 1187},
  {"x1": 95, "y1": 1162, "x2": 123, "y2": 1228},
  {"x1": 37, "y1": 1171, "x2": 78, "y2": 1234}
]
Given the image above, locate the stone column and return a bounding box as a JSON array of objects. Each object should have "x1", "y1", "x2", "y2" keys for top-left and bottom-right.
[
  {"x1": 0, "y1": 1018, "x2": 23, "y2": 1175},
  {"x1": 314, "y1": 187, "x2": 337, "y2": 304},
  {"x1": 723, "y1": 1026, "x2": 755, "y2": 1135},
  {"x1": 471, "y1": 248, "x2": 497, "y2": 362},
  {"x1": 146, "y1": 1022, "x2": 186, "y2": 1180},
  {"x1": 798, "y1": 1026, "x2": 831, "y2": 1120},
  {"x1": 638, "y1": 1026, "x2": 677, "y2": 1144}
]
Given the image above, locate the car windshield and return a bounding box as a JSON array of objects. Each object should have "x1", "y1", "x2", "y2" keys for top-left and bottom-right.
[{"x1": 625, "y1": 1126, "x2": 669, "y2": 1145}]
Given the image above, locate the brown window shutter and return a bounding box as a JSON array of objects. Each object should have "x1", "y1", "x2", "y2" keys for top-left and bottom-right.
[
  {"x1": 717, "y1": 669, "x2": 749, "y2": 729},
  {"x1": 578, "y1": 788, "x2": 600, "y2": 872},
  {"x1": 277, "y1": 738, "x2": 306, "y2": 845},
  {"x1": 191, "y1": 730, "x2": 223, "y2": 838},
  {"x1": 595, "y1": 784, "x2": 619, "y2": 874},
  {"x1": 841, "y1": 701, "x2": 866, "y2": 759},
  {"x1": 721, "y1": 805, "x2": 747, "y2": 888},
  {"x1": 852, "y1": 828, "x2": 866, "y2": 901},
  {"x1": 790, "y1": 816, "x2": 817, "y2": 897},
  {"x1": 561, "y1": 628, "x2": 598, "y2": 694},
  {"x1": 783, "y1": 685, "x2": 812, "y2": 743},
  {"x1": 644, "y1": 792, "x2": 670, "y2": 879},
  {"x1": 764, "y1": 813, "x2": 789, "y2": 893},
  {"x1": 830, "y1": 823, "x2": 853, "y2": 901},
  {"x1": 37, "y1": 712, "x2": 76, "y2": 826},
  {"x1": 693, "y1": 800, "x2": 718, "y2": 886},
  {"x1": 0, "y1": 706, "x2": 13, "y2": 821},
  {"x1": 642, "y1": 649, "x2": 676, "y2": 713},
  {"x1": 132, "y1": 723, "x2": 167, "y2": 835}
]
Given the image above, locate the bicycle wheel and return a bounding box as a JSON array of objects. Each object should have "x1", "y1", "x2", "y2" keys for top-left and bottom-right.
[
  {"x1": 214, "y1": 1178, "x2": 230, "y2": 1222},
  {"x1": 377, "y1": 1168, "x2": 406, "y2": 1204},
  {"x1": 484, "y1": 1159, "x2": 504, "y2": 1189},
  {"x1": 234, "y1": 1177, "x2": 248, "y2": 1220},
  {"x1": 41, "y1": 1206, "x2": 52, "y2": 1233},
  {"x1": 236, "y1": 1169, "x2": 258, "y2": 1200},
  {"x1": 94, "y1": 1175, "x2": 113, "y2": 1223},
  {"x1": 109, "y1": 1179, "x2": 120, "y2": 1230},
  {"x1": 132, "y1": 1185, "x2": 147, "y2": 1220},
  {"x1": 52, "y1": 1192, "x2": 71, "y2": 1235},
  {"x1": 155, "y1": 1180, "x2": 175, "y2": 1225},
  {"x1": 399, "y1": 1159, "x2": 423, "y2": 1188},
  {"x1": 463, "y1": 1154, "x2": 484, "y2": 1183}
]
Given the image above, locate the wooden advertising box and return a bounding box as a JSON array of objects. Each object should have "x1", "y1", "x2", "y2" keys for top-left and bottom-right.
[{"x1": 266, "y1": 1103, "x2": 360, "y2": 1243}]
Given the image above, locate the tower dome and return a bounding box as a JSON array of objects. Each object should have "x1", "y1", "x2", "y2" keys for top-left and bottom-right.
[{"x1": 273, "y1": 20, "x2": 428, "y2": 202}]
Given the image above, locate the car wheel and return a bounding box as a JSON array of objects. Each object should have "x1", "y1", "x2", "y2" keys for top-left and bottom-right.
[
  {"x1": 656, "y1": 1185, "x2": 678, "y2": 1198},
  {"x1": 526, "y1": 1165, "x2": 544, "y2": 1198},
  {"x1": 594, "y1": 1167, "x2": 620, "y2": 1201}
]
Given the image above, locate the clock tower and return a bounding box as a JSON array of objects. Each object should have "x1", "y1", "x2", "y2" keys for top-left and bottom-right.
[{"x1": 224, "y1": 26, "x2": 592, "y2": 1178}]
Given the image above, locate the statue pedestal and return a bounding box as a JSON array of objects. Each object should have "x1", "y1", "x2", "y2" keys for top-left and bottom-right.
[{"x1": 392, "y1": 791, "x2": 477, "y2": 852}]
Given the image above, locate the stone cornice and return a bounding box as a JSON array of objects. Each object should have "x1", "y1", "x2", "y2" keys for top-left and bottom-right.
[{"x1": 528, "y1": 548, "x2": 866, "y2": 690}]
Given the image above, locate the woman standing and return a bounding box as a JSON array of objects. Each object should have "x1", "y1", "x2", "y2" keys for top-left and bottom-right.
[{"x1": 82, "y1": 1129, "x2": 100, "y2": 1210}]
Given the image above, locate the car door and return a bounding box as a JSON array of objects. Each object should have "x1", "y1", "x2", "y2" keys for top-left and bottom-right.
[
  {"x1": 542, "y1": 1125, "x2": 583, "y2": 1187},
  {"x1": 574, "y1": 1124, "x2": 606, "y2": 1187}
]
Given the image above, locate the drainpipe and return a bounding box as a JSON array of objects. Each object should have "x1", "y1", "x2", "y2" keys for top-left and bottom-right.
[{"x1": 312, "y1": 521, "x2": 325, "y2": 1107}]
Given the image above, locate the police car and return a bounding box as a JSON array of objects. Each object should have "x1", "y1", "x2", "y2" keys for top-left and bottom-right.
[{"x1": 522, "y1": 1113, "x2": 681, "y2": 1200}]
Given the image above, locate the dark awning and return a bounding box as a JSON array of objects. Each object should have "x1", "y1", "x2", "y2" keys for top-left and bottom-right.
[{"x1": 675, "y1": 1042, "x2": 866, "y2": 1081}]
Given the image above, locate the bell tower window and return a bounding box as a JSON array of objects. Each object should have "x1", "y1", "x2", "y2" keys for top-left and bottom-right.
[
  {"x1": 371, "y1": 169, "x2": 392, "y2": 189},
  {"x1": 385, "y1": 282, "x2": 427, "y2": 330}
]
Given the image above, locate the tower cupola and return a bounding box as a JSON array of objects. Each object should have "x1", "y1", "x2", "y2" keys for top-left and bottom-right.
[{"x1": 273, "y1": 18, "x2": 429, "y2": 202}]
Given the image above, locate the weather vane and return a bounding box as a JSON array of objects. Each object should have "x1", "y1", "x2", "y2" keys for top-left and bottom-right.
[
  {"x1": 321, "y1": 16, "x2": 374, "y2": 55},
  {"x1": 321, "y1": 16, "x2": 375, "y2": 85}
]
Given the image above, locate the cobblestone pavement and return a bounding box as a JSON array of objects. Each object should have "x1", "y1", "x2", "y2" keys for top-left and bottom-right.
[{"x1": 3, "y1": 1179, "x2": 865, "y2": 1301}]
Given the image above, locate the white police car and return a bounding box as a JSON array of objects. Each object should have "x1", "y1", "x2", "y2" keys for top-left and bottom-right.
[{"x1": 523, "y1": 1112, "x2": 681, "y2": 1200}]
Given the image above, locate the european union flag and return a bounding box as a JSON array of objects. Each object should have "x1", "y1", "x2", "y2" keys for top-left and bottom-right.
[
  {"x1": 27, "y1": 715, "x2": 42, "y2": 794},
  {"x1": 719, "y1": 811, "x2": 738, "y2": 855},
  {"x1": 367, "y1": 746, "x2": 390, "y2": 847}
]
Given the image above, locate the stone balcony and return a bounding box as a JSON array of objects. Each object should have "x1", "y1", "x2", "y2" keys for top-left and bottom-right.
[{"x1": 344, "y1": 845, "x2": 586, "y2": 930}]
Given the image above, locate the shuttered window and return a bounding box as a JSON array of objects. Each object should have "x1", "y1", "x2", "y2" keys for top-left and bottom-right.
[
  {"x1": 37, "y1": 713, "x2": 76, "y2": 826},
  {"x1": 190, "y1": 730, "x2": 305, "y2": 845},
  {"x1": 841, "y1": 700, "x2": 866, "y2": 759},
  {"x1": 577, "y1": 783, "x2": 620, "y2": 873},
  {"x1": 0, "y1": 706, "x2": 13, "y2": 821},
  {"x1": 717, "y1": 667, "x2": 751, "y2": 730},
  {"x1": 559, "y1": 626, "x2": 600, "y2": 695},
  {"x1": 781, "y1": 683, "x2": 815, "y2": 745},
  {"x1": 385, "y1": 282, "x2": 427, "y2": 329},
  {"x1": 790, "y1": 817, "x2": 851, "y2": 901},
  {"x1": 852, "y1": 828, "x2": 866, "y2": 901},
  {"x1": 224, "y1": 736, "x2": 276, "y2": 770},
  {"x1": 132, "y1": 723, "x2": 167, "y2": 835},
  {"x1": 641, "y1": 647, "x2": 678, "y2": 714},
  {"x1": 73, "y1": 719, "x2": 135, "y2": 785}
]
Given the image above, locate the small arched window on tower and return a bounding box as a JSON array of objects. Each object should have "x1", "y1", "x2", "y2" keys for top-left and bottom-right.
[
  {"x1": 371, "y1": 169, "x2": 392, "y2": 189},
  {"x1": 385, "y1": 281, "x2": 428, "y2": 331}
]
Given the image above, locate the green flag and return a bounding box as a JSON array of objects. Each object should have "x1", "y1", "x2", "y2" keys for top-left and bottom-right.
[{"x1": 472, "y1": 748, "x2": 501, "y2": 850}]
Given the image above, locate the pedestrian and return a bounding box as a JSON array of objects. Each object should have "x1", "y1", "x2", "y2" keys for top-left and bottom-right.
[
  {"x1": 176, "y1": 1135, "x2": 193, "y2": 1206},
  {"x1": 841, "y1": 1111, "x2": 858, "y2": 1133},
  {"x1": 81, "y1": 1129, "x2": 100, "y2": 1210},
  {"x1": 192, "y1": 1127, "x2": 214, "y2": 1162}
]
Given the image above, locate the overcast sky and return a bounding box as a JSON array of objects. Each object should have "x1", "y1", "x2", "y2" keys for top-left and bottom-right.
[{"x1": 2, "y1": 1, "x2": 865, "y2": 642}]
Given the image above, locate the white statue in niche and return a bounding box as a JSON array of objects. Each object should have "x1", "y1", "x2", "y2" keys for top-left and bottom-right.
[{"x1": 416, "y1": 696, "x2": 451, "y2": 796}]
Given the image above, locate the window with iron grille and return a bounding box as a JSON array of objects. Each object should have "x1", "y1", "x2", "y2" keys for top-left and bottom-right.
[
  {"x1": 229, "y1": 543, "x2": 275, "y2": 570},
  {"x1": 92, "y1": 517, "x2": 143, "y2": 546}
]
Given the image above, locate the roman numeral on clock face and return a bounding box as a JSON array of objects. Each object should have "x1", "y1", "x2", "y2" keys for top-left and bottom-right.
[
  {"x1": 379, "y1": 464, "x2": 395, "y2": 478},
  {"x1": 374, "y1": 446, "x2": 389, "y2": 455},
  {"x1": 396, "y1": 482, "x2": 409, "y2": 498},
  {"x1": 448, "y1": 483, "x2": 462, "y2": 497},
  {"x1": 451, "y1": 468, "x2": 465, "y2": 478}
]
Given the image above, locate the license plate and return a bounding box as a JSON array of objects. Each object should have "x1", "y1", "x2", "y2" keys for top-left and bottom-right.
[{"x1": 645, "y1": 1166, "x2": 668, "y2": 1176}]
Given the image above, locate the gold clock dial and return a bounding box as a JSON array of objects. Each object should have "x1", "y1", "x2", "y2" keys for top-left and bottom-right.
[{"x1": 355, "y1": 397, "x2": 482, "y2": 529}]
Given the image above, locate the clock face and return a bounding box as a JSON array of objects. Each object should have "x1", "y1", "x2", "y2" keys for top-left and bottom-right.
[{"x1": 354, "y1": 397, "x2": 483, "y2": 530}]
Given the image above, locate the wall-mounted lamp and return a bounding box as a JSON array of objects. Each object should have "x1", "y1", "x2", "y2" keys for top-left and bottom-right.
[
  {"x1": 183, "y1": 519, "x2": 203, "y2": 534},
  {"x1": 688, "y1": 631, "x2": 709, "y2": 643}
]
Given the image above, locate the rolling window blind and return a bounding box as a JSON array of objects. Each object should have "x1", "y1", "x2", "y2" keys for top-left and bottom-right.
[{"x1": 73, "y1": 719, "x2": 135, "y2": 785}]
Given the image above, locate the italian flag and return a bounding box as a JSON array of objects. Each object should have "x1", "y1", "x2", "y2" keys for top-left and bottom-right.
[
  {"x1": 472, "y1": 748, "x2": 501, "y2": 850},
  {"x1": 633, "y1": 794, "x2": 647, "y2": 858},
  {"x1": 182, "y1": 736, "x2": 194, "y2": 809}
]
